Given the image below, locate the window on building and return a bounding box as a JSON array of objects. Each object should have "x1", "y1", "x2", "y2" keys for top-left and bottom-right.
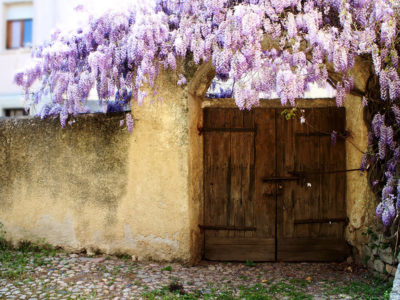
[
  {"x1": 5, "y1": 3, "x2": 33, "y2": 49},
  {"x1": 6, "y1": 19, "x2": 33, "y2": 49},
  {"x1": 4, "y1": 108, "x2": 29, "y2": 117}
]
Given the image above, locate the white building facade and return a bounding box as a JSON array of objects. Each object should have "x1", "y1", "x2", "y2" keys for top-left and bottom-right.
[
  {"x1": 0, "y1": 0, "x2": 100, "y2": 117},
  {"x1": 0, "y1": 0, "x2": 32, "y2": 116},
  {"x1": 0, "y1": 0, "x2": 68, "y2": 117}
]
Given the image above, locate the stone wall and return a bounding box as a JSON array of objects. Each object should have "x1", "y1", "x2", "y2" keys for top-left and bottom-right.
[
  {"x1": 343, "y1": 94, "x2": 378, "y2": 260},
  {"x1": 360, "y1": 226, "x2": 398, "y2": 279}
]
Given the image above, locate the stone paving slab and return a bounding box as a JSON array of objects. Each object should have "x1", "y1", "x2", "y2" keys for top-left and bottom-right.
[{"x1": 0, "y1": 252, "x2": 393, "y2": 299}]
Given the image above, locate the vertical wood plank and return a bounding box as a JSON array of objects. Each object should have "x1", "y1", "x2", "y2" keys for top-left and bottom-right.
[
  {"x1": 254, "y1": 109, "x2": 276, "y2": 241},
  {"x1": 276, "y1": 108, "x2": 296, "y2": 240},
  {"x1": 204, "y1": 108, "x2": 231, "y2": 241},
  {"x1": 243, "y1": 111, "x2": 255, "y2": 239}
]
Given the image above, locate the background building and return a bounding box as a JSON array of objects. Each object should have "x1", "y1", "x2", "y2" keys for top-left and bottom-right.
[
  {"x1": 0, "y1": 0, "x2": 33, "y2": 116},
  {"x1": 0, "y1": 0, "x2": 101, "y2": 117}
]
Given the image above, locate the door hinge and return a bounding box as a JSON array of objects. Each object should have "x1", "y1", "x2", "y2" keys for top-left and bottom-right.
[
  {"x1": 198, "y1": 225, "x2": 256, "y2": 231},
  {"x1": 294, "y1": 218, "x2": 348, "y2": 225}
]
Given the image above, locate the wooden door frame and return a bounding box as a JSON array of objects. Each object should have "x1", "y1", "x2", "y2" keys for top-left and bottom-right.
[{"x1": 200, "y1": 98, "x2": 346, "y2": 261}]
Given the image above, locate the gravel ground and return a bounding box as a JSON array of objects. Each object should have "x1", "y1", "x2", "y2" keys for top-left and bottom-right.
[{"x1": 0, "y1": 251, "x2": 393, "y2": 299}]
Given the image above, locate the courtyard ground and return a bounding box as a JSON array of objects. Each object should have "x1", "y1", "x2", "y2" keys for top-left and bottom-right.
[{"x1": 0, "y1": 245, "x2": 393, "y2": 299}]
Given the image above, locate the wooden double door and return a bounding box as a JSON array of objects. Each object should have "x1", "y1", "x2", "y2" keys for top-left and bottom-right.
[{"x1": 202, "y1": 107, "x2": 350, "y2": 261}]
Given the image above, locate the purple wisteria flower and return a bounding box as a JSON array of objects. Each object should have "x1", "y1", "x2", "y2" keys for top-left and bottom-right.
[
  {"x1": 126, "y1": 113, "x2": 134, "y2": 133},
  {"x1": 330, "y1": 131, "x2": 337, "y2": 146},
  {"x1": 376, "y1": 202, "x2": 384, "y2": 221},
  {"x1": 11, "y1": 0, "x2": 400, "y2": 228}
]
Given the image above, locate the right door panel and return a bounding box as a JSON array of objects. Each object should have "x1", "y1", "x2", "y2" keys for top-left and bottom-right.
[{"x1": 276, "y1": 107, "x2": 350, "y2": 261}]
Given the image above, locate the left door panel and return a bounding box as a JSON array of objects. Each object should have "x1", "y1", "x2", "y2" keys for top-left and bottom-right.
[{"x1": 203, "y1": 108, "x2": 276, "y2": 261}]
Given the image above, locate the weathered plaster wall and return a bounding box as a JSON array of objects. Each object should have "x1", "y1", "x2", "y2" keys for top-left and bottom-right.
[
  {"x1": 0, "y1": 114, "x2": 130, "y2": 253},
  {"x1": 122, "y1": 69, "x2": 192, "y2": 262},
  {"x1": 0, "y1": 71, "x2": 194, "y2": 262},
  {"x1": 344, "y1": 95, "x2": 376, "y2": 256}
]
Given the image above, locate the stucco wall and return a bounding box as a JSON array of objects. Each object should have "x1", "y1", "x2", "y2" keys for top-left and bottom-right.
[
  {"x1": 344, "y1": 95, "x2": 376, "y2": 255},
  {"x1": 0, "y1": 114, "x2": 129, "y2": 252},
  {"x1": 0, "y1": 97, "x2": 194, "y2": 262},
  {"x1": 125, "y1": 70, "x2": 192, "y2": 262}
]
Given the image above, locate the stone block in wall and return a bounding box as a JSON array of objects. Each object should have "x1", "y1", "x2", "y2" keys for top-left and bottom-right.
[
  {"x1": 354, "y1": 253, "x2": 365, "y2": 266},
  {"x1": 367, "y1": 258, "x2": 375, "y2": 271},
  {"x1": 366, "y1": 240, "x2": 379, "y2": 256},
  {"x1": 374, "y1": 259, "x2": 385, "y2": 273},
  {"x1": 386, "y1": 264, "x2": 397, "y2": 277},
  {"x1": 362, "y1": 245, "x2": 372, "y2": 258},
  {"x1": 379, "y1": 247, "x2": 394, "y2": 265},
  {"x1": 373, "y1": 271, "x2": 391, "y2": 281}
]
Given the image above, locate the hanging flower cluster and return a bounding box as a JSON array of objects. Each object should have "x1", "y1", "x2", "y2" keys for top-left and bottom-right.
[
  {"x1": 364, "y1": 106, "x2": 400, "y2": 228},
  {"x1": 14, "y1": 0, "x2": 400, "y2": 226}
]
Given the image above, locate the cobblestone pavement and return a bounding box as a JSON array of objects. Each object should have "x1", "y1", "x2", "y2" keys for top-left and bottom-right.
[{"x1": 0, "y1": 251, "x2": 393, "y2": 299}]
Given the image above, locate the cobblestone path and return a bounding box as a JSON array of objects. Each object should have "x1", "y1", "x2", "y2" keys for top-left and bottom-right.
[{"x1": 0, "y1": 251, "x2": 393, "y2": 299}]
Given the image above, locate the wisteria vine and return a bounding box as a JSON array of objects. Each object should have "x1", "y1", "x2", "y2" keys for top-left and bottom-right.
[{"x1": 14, "y1": 0, "x2": 400, "y2": 227}]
